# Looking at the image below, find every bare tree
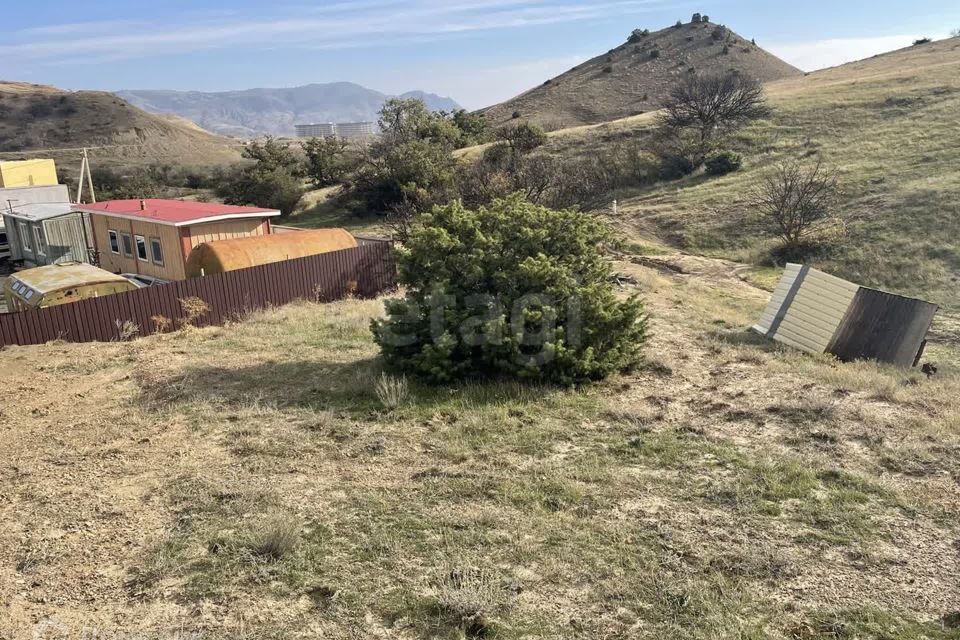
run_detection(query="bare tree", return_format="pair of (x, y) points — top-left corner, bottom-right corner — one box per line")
(752, 159), (839, 248)
(656, 72), (770, 167)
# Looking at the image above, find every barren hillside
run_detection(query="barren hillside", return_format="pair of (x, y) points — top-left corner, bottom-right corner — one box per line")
(470, 36), (960, 310)
(0, 254), (957, 638)
(0, 82), (243, 170)
(481, 18), (801, 130)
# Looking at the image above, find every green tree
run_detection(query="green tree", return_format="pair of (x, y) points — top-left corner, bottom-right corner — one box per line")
(241, 136), (300, 171)
(450, 109), (491, 147)
(354, 98), (459, 213)
(301, 135), (353, 188)
(217, 136), (304, 216)
(371, 194), (649, 384)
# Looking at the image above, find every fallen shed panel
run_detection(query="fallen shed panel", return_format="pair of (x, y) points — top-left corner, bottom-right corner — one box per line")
(752, 263), (936, 367)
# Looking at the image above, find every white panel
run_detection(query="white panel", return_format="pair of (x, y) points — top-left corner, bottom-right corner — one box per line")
(754, 264), (860, 354)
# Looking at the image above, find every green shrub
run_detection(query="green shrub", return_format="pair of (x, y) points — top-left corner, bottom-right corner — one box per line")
(371, 195), (649, 384)
(603, 65), (614, 73)
(705, 150), (743, 175)
(512, 111), (522, 119)
(650, 49), (661, 59)
(498, 122), (547, 155)
(659, 154), (696, 179)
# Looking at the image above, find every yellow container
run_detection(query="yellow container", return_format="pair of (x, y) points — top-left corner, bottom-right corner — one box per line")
(4, 262), (137, 311)
(0, 159), (59, 188)
(186, 228), (357, 278)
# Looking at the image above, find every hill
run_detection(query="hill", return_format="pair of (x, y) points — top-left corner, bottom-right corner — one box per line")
(0, 256), (957, 637)
(476, 36), (960, 311)
(480, 17), (801, 130)
(0, 81), (243, 172)
(117, 83), (463, 137)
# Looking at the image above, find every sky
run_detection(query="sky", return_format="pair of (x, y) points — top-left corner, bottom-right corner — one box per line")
(1, 1), (958, 109)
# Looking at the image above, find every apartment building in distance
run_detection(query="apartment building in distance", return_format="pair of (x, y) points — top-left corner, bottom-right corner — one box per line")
(294, 121), (376, 139)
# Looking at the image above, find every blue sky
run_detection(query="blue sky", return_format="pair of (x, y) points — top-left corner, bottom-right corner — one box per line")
(2, 1), (957, 109)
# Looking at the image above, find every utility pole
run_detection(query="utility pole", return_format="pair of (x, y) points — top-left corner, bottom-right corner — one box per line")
(83, 148), (96, 203)
(74, 148), (97, 204)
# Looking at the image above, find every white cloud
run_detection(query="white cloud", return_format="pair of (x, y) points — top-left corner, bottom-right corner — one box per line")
(768, 33), (953, 72)
(2, 0), (675, 62)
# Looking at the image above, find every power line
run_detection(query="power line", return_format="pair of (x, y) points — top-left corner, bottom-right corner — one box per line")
(0, 143), (149, 156)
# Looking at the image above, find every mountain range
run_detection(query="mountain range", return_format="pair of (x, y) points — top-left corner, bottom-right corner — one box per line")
(116, 83), (462, 138)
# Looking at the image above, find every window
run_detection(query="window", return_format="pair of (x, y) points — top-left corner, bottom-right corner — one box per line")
(33, 226), (46, 257)
(150, 237), (164, 266)
(108, 230), (120, 254)
(135, 235), (148, 261)
(121, 233), (133, 257)
(18, 222), (31, 253)
(0, 230), (7, 244)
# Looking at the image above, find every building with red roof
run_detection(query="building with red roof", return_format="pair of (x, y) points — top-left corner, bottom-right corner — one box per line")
(74, 199), (281, 281)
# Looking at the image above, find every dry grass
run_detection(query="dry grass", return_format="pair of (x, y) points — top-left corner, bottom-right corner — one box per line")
(0, 264), (958, 639)
(489, 36), (960, 310)
(374, 372), (410, 410)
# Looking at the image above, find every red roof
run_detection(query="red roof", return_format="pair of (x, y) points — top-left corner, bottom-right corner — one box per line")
(74, 199), (280, 226)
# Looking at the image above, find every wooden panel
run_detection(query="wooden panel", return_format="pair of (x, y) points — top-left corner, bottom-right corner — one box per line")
(827, 288), (939, 367)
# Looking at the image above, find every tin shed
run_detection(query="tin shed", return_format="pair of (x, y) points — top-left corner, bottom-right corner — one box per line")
(753, 264), (938, 367)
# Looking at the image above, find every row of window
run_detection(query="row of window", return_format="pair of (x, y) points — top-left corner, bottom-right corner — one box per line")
(17, 222), (47, 258)
(107, 229), (164, 267)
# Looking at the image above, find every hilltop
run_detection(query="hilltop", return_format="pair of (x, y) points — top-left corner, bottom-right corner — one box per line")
(480, 17), (801, 130)
(117, 83), (463, 137)
(471, 36), (960, 311)
(0, 81), (243, 171)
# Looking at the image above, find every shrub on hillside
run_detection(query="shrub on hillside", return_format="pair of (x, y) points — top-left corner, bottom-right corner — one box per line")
(512, 111), (522, 119)
(650, 49), (661, 59)
(498, 122), (547, 156)
(705, 150), (742, 175)
(371, 195), (648, 384)
(913, 38), (932, 45)
(603, 65), (614, 73)
(752, 159), (840, 252)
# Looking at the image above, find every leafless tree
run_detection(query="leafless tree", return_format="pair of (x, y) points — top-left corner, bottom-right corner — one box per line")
(752, 159), (839, 248)
(656, 72), (771, 166)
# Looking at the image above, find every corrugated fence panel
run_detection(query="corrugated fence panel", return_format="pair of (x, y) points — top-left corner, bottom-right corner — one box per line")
(0, 244), (396, 347)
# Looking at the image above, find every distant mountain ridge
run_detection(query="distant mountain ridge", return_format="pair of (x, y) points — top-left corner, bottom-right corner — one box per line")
(480, 17), (802, 130)
(0, 81), (241, 169)
(116, 83), (462, 138)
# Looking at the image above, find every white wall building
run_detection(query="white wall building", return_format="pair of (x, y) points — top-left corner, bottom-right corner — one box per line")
(294, 122), (376, 139)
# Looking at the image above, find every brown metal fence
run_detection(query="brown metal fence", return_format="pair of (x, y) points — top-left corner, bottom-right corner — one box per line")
(0, 243), (395, 347)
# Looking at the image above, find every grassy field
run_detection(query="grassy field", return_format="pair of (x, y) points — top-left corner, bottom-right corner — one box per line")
(2, 257), (958, 639)
(523, 37), (960, 310)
